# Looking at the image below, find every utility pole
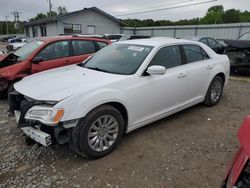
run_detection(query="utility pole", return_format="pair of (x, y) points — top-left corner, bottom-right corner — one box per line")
(4, 16), (9, 35)
(11, 11), (22, 22)
(48, 0), (52, 16)
(11, 11), (22, 30)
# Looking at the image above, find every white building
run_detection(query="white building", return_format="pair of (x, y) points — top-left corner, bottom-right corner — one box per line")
(24, 7), (123, 38)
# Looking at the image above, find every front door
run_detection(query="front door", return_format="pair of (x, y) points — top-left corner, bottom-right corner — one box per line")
(32, 40), (71, 73)
(129, 45), (188, 126)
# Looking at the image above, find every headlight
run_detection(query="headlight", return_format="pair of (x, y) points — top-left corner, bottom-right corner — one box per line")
(25, 106), (64, 126)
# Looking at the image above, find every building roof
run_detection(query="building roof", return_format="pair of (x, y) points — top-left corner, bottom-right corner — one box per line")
(24, 7), (123, 27)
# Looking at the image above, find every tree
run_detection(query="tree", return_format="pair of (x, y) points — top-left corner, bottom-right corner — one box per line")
(208, 5), (224, 13)
(58, 6), (67, 15)
(201, 5), (224, 24)
(29, 6), (66, 22)
(47, 11), (58, 17)
(222, 9), (240, 23)
(29, 13), (47, 21)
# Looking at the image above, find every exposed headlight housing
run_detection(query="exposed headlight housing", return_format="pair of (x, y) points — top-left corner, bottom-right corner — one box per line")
(25, 106), (64, 126)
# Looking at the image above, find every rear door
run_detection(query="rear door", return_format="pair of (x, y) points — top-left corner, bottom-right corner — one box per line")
(31, 40), (70, 73)
(181, 44), (213, 101)
(70, 40), (98, 64)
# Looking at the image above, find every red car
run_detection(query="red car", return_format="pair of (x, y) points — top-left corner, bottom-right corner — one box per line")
(222, 115), (250, 188)
(0, 36), (110, 97)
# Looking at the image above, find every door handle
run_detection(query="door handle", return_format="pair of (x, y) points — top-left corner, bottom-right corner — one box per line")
(206, 65), (214, 70)
(177, 73), (186, 78)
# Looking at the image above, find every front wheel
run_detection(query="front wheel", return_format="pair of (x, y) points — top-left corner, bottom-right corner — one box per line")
(70, 105), (124, 159)
(204, 76), (224, 106)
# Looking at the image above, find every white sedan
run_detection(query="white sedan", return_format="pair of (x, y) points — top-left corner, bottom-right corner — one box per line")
(12, 38), (230, 159)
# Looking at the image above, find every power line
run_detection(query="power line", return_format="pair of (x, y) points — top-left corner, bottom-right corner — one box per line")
(115, 0), (218, 17)
(116, 0), (194, 14)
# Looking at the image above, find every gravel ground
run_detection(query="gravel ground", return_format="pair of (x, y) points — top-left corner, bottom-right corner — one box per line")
(0, 80), (250, 188)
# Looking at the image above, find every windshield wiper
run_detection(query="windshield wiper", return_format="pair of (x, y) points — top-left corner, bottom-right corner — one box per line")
(85, 67), (112, 73)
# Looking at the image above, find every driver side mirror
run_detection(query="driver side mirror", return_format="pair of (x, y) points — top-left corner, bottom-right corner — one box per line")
(147, 65), (166, 75)
(32, 57), (44, 64)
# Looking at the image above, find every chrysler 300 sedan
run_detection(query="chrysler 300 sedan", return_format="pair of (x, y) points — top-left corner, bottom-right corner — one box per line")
(11, 38), (230, 159)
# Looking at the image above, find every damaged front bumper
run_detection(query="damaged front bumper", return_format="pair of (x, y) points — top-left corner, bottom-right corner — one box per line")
(11, 92), (79, 146)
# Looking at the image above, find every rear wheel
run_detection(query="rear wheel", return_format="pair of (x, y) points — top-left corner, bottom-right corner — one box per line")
(204, 76), (224, 106)
(70, 105), (124, 159)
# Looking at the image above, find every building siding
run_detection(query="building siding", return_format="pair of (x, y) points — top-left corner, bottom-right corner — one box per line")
(25, 9), (121, 38)
(122, 23), (250, 39)
(61, 11), (121, 34)
(46, 22), (58, 36)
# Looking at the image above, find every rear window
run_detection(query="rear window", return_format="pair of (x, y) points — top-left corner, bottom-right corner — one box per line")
(183, 45), (209, 63)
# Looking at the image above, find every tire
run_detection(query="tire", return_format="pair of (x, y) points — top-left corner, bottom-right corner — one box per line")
(204, 76), (224, 106)
(70, 105), (124, 159)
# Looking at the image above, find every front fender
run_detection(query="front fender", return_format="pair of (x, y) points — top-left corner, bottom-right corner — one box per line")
(224, 148), (249, 187)
(55, 88), (129, 122)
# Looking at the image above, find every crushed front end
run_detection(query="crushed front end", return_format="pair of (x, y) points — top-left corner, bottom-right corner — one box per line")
(10, 91), (78, 146)
(225, 47), (250, 72)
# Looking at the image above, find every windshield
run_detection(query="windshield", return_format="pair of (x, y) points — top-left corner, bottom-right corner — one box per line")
(14, 39), (45, 61)
(82, 43), (153, 75)
(239, 32), (250, 40)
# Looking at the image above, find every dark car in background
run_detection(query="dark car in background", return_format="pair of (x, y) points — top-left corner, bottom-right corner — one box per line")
(184, 36), (225, 54)
(0, 35), (110, 98)
(224, 32), (250, 73)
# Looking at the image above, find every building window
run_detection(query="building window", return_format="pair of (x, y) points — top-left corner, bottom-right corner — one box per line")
(64, 23), (81, 34)
(32, 26), (38, 37)
(87, 25), (96, 34)
(40, 25), (47, 37)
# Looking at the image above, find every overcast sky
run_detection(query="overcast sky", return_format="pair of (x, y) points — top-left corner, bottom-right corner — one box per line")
(0, 0), (250, 21)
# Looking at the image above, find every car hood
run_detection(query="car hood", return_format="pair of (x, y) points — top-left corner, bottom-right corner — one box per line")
(224, 39), (250, 49)
(14, 65), (127, 101)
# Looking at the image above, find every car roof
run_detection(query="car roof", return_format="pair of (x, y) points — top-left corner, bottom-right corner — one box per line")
(37, 35), (110, 43)
(117, 37), (201, 47)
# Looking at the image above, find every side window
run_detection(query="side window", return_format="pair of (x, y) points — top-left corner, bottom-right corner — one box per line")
(208, 38), (219, 48)
(183, 45), (209, 63)
(36, 41), (69, 61)
(149, 46), (182, 69)
(201, 48), (210, 60)
(200, 38), (209, 46)
(72, 40), (96, 56)
(97, 42), (108, 49)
